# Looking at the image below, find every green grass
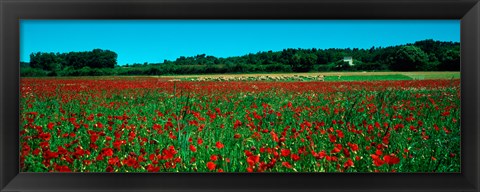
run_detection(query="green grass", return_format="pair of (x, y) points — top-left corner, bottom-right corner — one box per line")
(404, 73), (460, 80)
(324, 75), (413, 81)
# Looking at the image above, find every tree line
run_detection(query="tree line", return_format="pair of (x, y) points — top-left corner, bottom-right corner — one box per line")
(25, 49), (117, 76)
(21, 39), (459, 77)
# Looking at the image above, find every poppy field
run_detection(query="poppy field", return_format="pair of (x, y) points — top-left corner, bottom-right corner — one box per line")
(20, 76), (461, 172)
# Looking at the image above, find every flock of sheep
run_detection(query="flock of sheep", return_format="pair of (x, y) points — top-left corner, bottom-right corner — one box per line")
(185, 75), (327, 82)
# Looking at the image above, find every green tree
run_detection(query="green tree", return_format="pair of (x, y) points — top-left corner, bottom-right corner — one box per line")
(439, 49), (460, 71)
(29, 52), (63, 71)
(291, 52), (317, 72)
(390, 46), (428, 71)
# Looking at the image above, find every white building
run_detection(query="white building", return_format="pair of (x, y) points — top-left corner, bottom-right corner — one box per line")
(343, 56), (354, 66)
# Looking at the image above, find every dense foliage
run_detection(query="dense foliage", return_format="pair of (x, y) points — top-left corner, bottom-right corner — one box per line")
(28, 49), (117, 76)
(22, 39), (460, 77)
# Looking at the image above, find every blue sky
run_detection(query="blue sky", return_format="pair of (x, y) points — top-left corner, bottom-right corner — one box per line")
(20, 20), (460, 65)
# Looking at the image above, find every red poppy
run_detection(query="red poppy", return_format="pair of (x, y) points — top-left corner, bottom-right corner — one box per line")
(233, 120), (242, 129)
(189, 144), (197, 152)
(344, 158), (354, 168)
(329, 134), (337, 143)
(216, 141), (224, 149)
(113, 140), (124, 150)
(234, 133), (241, 139)
(247, 155), (260, 166)
(44, 150), (58, 160)
(383, 154), (400, 165)
(54, 165), (71, 172)
(336, 130), (344, 138)
(291, 154), (300, 161)
(47, 122), (55, 130)
(210, 155), (218, 161)
(124, 156), (138, 167)
(146, 164), (160, 172)
(314, 150), (327, 159)
(106, 166), (114, 172)
(282, 161), (292, 169)
(57, 146), (68, 155)
(371, 154), (384, 166)
(348, 143), (359, 152)
(281, 149), (291, 157)
(102, 148), (114, 157)
(206, 162), (216, 171)
(149, 154), (156, 161)
(39, 132), (51, 141)
(343, 148), (350, 157)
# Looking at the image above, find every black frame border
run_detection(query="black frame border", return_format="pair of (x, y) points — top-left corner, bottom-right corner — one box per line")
(1, 0), (479, 192)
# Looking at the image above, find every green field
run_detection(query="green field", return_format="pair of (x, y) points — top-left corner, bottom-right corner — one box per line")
(20, 76), (461, 172)
(155, 71), (460, 82)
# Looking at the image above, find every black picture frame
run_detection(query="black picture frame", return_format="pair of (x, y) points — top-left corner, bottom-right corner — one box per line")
(1, 0), (479, 191)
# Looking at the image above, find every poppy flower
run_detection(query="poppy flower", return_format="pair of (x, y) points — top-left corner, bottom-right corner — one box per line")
(57, 146), (68, 155)
(148, 154), (157, 161)
(146, 164), (160, 172)
(106, 166), (114, 172)
(233, 120), (242, 129)
(54, 165), (71, 172)
(348, 143), (359, 152)
(291, 154), (300, 161)
(47, 122), (55, 130)
(336, 130), (344, 138)
(371, 154), (384, 166)
(206, 162), (216, 171)
(247, 155), (260, 166)
(281, 149), (291, 157)
(216, 141), (224, 149)
(32, 148), (40, 155)
(329, 134), (337, 143)
(44, 150), (58, 160)
(375, 149), (383, 156)
(189, 144), (197, 152)
(383, 154), (400, 165)
(124, 156), (138, 167)
(331, 143), (341, 153)
(39, 132), (51, 141)
(314, 150), (327, 159)
(210, 155), (218, 161)
(343, 148), (350, 157)
(282, 161), (292, 169)
(344, 158), (354, 168)
(102, 148), (114, 157)
(113, 140), (124, 150)
(233, 133), (242, 139)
